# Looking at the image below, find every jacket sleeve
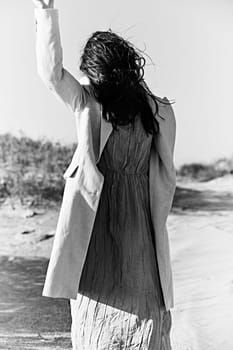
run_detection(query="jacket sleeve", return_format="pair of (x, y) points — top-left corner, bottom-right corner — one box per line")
(155, 97), (176, 162)
(153, 97), (177, 188)
(34, 8), (87, 113)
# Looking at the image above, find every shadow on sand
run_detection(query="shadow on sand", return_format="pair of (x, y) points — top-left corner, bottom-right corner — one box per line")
(172, 185), (233, 212)
(0, 256), (72, 349)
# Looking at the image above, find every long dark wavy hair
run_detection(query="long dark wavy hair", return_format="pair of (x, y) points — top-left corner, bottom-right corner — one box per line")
(79, 30), (172, 136)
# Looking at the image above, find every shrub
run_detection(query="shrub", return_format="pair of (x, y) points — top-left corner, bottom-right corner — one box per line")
(0, 133), (76, 205)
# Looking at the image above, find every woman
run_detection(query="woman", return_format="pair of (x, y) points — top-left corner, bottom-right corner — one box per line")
(33, 0), (176, 349)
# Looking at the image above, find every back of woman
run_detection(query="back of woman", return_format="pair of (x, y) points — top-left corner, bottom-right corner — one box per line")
(33, 1), (176, 349)
(70, 113), (172, 349)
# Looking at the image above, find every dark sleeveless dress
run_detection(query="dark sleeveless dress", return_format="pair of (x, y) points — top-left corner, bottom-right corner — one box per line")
(70, 114), (172, 349)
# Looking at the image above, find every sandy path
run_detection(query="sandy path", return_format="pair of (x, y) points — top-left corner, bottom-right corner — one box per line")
(0, 176), (233, 349)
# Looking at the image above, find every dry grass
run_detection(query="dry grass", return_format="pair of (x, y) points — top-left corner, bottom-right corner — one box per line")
(0, 133), (233, 205)
(177, 158), (233, 182)
(0, 133), (76, 206)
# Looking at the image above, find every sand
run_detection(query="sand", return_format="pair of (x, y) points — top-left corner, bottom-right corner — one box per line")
(0, 175), (233, 349)
(169, 211), (233, 349)
(168, 176), (233, 350)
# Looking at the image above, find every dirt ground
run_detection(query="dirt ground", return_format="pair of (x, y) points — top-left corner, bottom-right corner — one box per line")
(0, 175), (233, 349)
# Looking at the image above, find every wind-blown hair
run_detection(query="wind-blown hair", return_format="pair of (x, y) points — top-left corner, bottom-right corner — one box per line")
(80, 30), (171, 135)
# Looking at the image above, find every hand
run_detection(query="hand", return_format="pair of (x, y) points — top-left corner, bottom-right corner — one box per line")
(33, 0), (54, 9)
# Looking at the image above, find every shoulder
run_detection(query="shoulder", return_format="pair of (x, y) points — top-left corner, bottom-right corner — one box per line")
(77, 75), (101, 127)
(77, 75), (99, 108)
(156, 96), (176, 131)
(147, 94), (176, 127)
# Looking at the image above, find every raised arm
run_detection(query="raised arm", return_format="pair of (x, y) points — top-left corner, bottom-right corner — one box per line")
(33, 0), (88, 114)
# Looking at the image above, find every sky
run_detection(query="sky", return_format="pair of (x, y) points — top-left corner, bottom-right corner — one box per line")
(0, 0), (233, 168)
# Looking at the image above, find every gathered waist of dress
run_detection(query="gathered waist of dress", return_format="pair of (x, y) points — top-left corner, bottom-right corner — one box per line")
(99, 167), (149, 177)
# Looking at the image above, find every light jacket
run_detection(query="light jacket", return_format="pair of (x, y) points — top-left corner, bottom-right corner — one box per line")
(34, 8), (177, 311)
